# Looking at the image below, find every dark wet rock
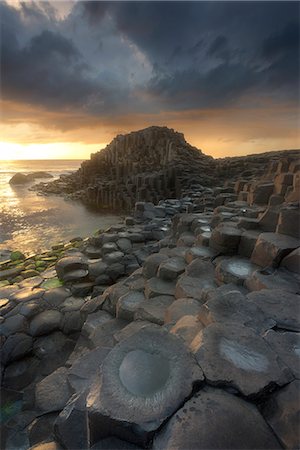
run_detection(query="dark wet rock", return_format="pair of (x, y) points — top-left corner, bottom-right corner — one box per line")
(134, 295), (174, 325)
(215, 256), (259, 285)
(142, 253), (169, 279)
(175, 275), (216, 300)
(88, 261), (108, 280)
(27, 413), (58, 448)
(198, 290), (274, 332)
(280, 247), (300, 274)
(191, 323), (293, 397)
(3, 356), (40, 390)
(1, 332), (33, 364)
(153, 387), (282, 450)
(145, 277), (176, 299)
(81, 310), (113, 338)
(185, 258), (215, 278)
(9, 173), (30, 184)
(114, 320), (152, 343)
(116, 291), (145, 321)
(238, 230), (260, 258)
(247, 289), (300, 331)
(264, 330), (300, 379)
(68, 346), (111, 395)
(164, 297), (202, 324)
(157, 257), (186, 281)
(33, 331), (76, 366)
(29, 310), (62, 337)
(101, 282), (129, 315)
(262, 380), (300, 450)
(1, 313), (28, 337)
(251, 232), (300, 268)
(246, 267), (300, 294)
(61, 311), (85, 334)
(70, 281), (95, 297)
(55, 255), (88, 281)
(35, 367), (71, 413)
(185, 245), (217, 263)
(210, 225), (242, 254)
(87, 326), (203, 447)
(88, 318), (128, 349)
(91, 437), (142, 449)
(55, 391), (89, 450)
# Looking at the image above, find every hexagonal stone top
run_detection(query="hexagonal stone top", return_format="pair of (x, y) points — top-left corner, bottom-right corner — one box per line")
(87, 326), (203, 446)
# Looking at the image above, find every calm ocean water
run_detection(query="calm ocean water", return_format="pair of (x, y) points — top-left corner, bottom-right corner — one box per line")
(0, 160), (121, 255)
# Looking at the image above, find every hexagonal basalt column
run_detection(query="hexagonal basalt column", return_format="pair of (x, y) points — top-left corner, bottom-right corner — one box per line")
(87, 326), (203, 446)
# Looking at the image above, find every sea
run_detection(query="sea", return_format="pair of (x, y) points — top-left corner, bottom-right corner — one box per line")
(0, 160), (121, 256)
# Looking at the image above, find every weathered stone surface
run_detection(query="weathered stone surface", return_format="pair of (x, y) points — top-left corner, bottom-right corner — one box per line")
(170, 315), (204, 345)
(114, 320), (152, 343)
(35, 367), (71, 413)
(238, 230), (260, 258)
(199, 290), (274, 332)
(1, 332), (33, 364)
(116, 291), (145, 320)
(264, 330), (300, 379)
(153, 387), (282, 450)
(43, 288), (71, 308)
(88, 261), (108, 280)
(145, 277), (176, 299)
(1, 313), (28, 336)
(262, 380), (300, 450)
(29, 442), (60, 450)
(88, 318), (127, 349)
(29, 310), (62, 336)
(277, 204), (300, 239)
(157, 257), (186, 281)
(134, 296), (174, 325)
(164, 297), (202, 324)
(185, 246), (217, 263)
(142, 253), (169, 279)
(55, 392), (89, 450)
(280, 247), (300, 274)
(68, 347), (111, 394)
(246, 267), (300, 293)
(92, 437), (142, 449)
(251, 232), (300, 268)
(247, 289), (300, 331)
(191, 323), (293, 396)
(56, 255), (88, 281)
(210, 225), (242, 254)
(215, 257), (259, 285)
(10, 288), (45, 303)
(87, 326), (203, 446)
(175, 275), (216, 300)
(185, 258), (215, 278)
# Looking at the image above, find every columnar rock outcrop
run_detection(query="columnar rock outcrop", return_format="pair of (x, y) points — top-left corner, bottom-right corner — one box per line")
(1, 133), (300, 450)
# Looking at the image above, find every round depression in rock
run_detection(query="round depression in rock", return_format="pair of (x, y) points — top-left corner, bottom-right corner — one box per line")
(87, 325), (203, 426)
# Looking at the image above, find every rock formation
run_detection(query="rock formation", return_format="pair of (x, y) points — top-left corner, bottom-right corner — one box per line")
(1, 129), (300, 450)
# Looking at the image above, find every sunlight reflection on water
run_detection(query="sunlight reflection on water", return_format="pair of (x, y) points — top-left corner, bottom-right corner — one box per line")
(0, 160), (121, 255)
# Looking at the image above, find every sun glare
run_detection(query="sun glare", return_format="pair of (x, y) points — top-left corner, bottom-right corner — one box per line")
(0, 141), (105, 160)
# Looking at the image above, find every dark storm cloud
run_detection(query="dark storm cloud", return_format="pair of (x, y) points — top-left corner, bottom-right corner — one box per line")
(1, 0), (299, 119)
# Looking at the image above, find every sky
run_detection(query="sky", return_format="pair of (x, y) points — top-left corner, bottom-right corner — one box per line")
(0, 0), (299, 160)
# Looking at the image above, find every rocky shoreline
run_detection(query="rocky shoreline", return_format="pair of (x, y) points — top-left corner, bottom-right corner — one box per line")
(1, 128), (300, 450)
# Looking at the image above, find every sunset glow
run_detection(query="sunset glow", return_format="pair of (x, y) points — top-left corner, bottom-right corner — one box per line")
(0, 1), (299, 159)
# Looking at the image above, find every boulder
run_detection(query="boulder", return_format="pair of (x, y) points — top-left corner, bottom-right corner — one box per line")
(142, 253), (169, 279)
(116, 291), (145, 321)
(1, 332), (33, 364)
(170, 315), (203, 345)
(280, 247), (300, 274)
(164, 297), (202, 324)
(175, 275), (216, 300)
(153, 387), (282, 450)
(145, 277), (176, 299)
(56, 256), (88, 281)
(215, 256), (259, 285)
